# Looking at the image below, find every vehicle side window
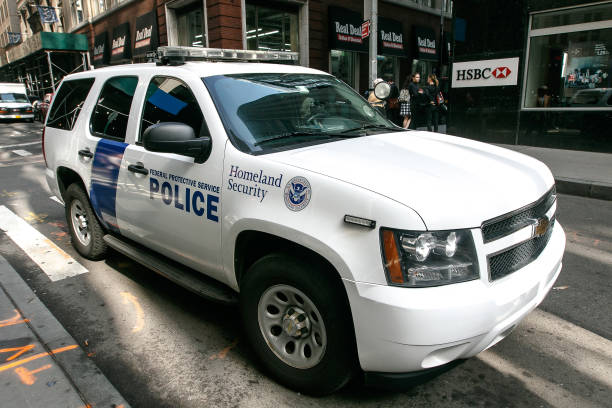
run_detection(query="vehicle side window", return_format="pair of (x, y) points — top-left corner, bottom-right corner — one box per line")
(46, 78), (95, 130)
(90, 76), (138, 141)
(140, 76), (209, 140)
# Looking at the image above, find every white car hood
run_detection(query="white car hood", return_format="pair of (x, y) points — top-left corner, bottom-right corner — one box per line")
(269, 131), (554, 230)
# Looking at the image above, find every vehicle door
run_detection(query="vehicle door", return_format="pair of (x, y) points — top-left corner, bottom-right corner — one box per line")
(86, 75), (140, 234)
(116, 75), (224, 282)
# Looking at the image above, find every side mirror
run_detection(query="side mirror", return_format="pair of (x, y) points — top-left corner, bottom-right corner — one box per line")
(142, 122), (212, 164)
(374, 81), (391, 100)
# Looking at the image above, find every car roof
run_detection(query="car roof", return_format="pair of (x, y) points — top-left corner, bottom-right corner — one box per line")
(63, 61), (329, 81)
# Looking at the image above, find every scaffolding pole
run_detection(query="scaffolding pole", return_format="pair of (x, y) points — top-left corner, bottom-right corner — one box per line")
(46, 51), (56, 92)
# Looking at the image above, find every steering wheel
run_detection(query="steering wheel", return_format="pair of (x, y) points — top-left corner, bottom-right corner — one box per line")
(305, 112), (328, 126)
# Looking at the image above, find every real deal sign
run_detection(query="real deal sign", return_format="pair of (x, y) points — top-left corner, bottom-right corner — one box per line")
(452, 57), (519, 88)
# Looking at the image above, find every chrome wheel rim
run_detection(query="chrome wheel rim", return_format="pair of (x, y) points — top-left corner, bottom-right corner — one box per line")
(258, 284), (327, 369)
(70, 200), (91, 247)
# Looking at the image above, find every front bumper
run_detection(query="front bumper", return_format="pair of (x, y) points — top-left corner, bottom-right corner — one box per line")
(344, 222), (565, 373)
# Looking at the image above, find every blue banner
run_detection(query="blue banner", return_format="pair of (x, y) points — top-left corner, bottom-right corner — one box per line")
(37, 6), (59, 24)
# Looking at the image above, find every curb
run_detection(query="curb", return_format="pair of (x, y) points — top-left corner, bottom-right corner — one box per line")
(0, 256), (131, 408)
(555, 178), (612, 201)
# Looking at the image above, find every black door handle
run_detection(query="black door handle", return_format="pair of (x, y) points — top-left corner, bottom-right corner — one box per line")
(78, 149), (93, 158)
(128, 163), (149, 175)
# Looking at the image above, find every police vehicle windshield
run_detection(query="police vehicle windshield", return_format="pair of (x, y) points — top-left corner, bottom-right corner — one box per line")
(203, 73), (397, 154)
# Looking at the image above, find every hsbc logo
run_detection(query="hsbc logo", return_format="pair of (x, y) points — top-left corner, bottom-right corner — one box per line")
(455, 66), (512, 81)
(492, 67), (511, 78)
(452, 58), (519, 88)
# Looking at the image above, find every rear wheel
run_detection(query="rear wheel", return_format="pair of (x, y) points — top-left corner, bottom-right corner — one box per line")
(240, 253), (356, 395)
(64, 184), (107, 260)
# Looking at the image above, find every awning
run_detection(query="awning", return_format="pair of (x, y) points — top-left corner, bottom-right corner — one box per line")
(328, 7), (368, 53)
(93, 32), (109, 66)
(414, 26), (438, 61)
(378, 17), (405, 57)
(133, 11), (158, 56)
(110, 22), (131, 63)
(6, 32), (88, 63)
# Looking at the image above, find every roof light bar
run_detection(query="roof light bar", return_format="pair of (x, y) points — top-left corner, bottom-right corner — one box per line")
(154, 46), (299, 65)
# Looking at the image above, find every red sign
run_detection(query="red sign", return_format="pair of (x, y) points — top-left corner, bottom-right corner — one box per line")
(361, 20), (370, 39)
(492, 67), (511, 79)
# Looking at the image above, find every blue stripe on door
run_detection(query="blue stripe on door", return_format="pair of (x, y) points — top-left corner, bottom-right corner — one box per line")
(90, 139), (128, 234)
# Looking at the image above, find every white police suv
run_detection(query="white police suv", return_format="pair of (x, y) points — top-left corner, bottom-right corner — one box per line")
(43, 46), (565, 395)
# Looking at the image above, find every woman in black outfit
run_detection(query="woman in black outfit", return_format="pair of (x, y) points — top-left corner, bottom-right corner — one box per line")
(424, 74), (440, 132)
(407, 73), (422, 130)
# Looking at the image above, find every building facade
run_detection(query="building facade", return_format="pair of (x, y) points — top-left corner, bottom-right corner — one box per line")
(449, 0), (612, 153)
(1, 0), (451, 94)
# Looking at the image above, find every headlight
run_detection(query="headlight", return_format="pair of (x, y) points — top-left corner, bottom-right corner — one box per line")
(380, 228), (479, 287)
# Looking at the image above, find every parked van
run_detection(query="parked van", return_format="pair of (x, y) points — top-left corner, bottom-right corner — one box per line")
(0, 83), (34, 122)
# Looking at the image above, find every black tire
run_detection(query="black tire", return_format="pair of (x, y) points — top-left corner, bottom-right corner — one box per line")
(64, 183), (107, 260)
(240, 253), (356, 395)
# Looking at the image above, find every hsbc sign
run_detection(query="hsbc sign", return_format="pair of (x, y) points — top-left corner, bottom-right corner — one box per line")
(452, 57), (519, 88)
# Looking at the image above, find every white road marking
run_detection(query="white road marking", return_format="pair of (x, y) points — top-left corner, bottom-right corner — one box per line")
(0, 205), (87, 282)
(0, 141), (40, 149)
(50, 196), (64, 206)
(12, 150), (32, 157)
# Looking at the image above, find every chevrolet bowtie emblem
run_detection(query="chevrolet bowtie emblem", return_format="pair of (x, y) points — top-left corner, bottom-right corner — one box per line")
(531, 217), (550, 238)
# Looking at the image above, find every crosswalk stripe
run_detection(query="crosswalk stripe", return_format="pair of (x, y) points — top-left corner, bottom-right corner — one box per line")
(12, 150), (32, 157)
(0, 206), (88, 282)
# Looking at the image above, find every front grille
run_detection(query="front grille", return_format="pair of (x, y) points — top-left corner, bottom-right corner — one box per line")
(488, 217), (555, 281)
(482, 187), (556, 243)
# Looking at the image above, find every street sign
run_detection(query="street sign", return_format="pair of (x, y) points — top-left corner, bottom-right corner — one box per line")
(362, 20), (370, 39)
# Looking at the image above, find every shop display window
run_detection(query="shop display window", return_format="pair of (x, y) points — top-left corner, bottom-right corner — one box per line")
(524, 4), (612, 109)
(176, 3), (204, 47)
(246, 3), (298, 52)
(331, 50), (357, 89)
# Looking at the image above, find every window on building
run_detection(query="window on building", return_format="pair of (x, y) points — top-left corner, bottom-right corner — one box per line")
(331, 50), (357, 89)
(524, 4), (612, 109)
(90, 76), (138, 141)
(140, 76), (209, 140)
(246, 3), (298, 52)
(71, 0), (84, 26)
(176, 2), (203, 47)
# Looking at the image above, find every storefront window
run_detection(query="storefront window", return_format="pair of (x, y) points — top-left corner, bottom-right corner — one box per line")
(246, 3), (298, 52)
(331, 50), (357, 88)
(377, 55), (396, 82)
(525, 5), (612, 109)
(176, 3), (203, 47)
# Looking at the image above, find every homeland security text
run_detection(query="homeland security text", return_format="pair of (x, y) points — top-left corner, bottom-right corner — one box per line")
(227, 165), (283, 202)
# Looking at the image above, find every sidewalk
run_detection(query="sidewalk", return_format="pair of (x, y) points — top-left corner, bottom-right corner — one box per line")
(0, 255), (130, 408)
(498, 144), (612, 201)
(426, 124), (611, 201)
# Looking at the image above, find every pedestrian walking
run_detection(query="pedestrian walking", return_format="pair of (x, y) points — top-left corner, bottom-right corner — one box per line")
(368, 78), (386, 116)
(408, 73), (424, 130)
(424, 74), (440, 132)
(399, 77), (411, 128)
(384, 75), (401, 126)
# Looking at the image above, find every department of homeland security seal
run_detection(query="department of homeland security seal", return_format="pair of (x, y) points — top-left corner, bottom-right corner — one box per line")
(284, 176), (311, 211)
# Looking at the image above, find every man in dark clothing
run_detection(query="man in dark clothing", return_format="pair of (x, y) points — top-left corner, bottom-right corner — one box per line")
(408, 73), (424, 130)
(384, 75), (401, 126)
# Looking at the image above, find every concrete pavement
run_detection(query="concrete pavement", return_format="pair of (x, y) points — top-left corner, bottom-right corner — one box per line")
(0, 255), (130, 408)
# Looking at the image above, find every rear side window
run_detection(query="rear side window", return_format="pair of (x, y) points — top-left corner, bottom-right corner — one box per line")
(46, 78), (95, 130)
(140, 76), (209, 140)
(90, 76), (138, 141)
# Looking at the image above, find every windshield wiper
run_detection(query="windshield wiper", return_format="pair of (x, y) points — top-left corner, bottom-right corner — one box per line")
(340, 124), (405, 134)
(254, 131), (332, 146)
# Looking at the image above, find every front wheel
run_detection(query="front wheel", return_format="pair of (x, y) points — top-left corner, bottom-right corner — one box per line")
(64, 184), (107, 260)
(240, 253), (356, 395)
